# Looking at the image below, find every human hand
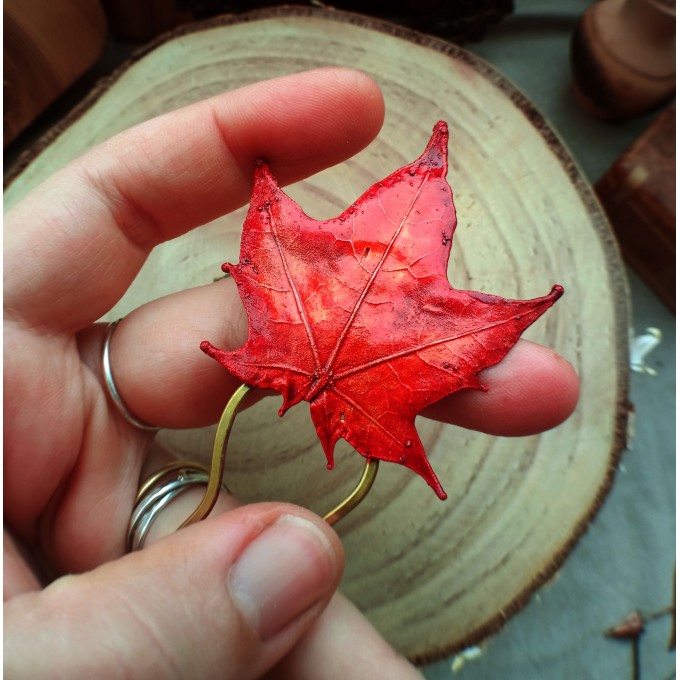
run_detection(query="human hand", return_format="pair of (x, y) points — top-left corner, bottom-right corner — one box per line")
(4, 68), (578, 679)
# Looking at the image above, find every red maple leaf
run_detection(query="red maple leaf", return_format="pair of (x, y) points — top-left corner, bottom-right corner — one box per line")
(202, 121), (562, 499)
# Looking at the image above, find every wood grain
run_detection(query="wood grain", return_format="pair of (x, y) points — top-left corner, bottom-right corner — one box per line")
(4, 8), (629, 662)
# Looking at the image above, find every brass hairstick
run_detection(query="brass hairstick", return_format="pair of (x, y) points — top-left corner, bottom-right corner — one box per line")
(181, 384), (379, 529)
(129, 384), (379, 550)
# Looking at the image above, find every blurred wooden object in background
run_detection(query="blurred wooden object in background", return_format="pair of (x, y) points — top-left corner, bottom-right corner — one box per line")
(100, 0), (191, 40)
(596, 106), (676, 310)
(97, 0), (514, 43)
(4, 0), (107, 146)
(571, 0), (675, 121)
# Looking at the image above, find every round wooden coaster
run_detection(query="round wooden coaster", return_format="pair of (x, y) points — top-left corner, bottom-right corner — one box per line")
(4, 8), (628, 662)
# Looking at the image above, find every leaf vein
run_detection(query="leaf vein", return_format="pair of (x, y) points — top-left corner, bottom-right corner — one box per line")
(334, 306), (537, 380)
(239, 361), (310, 377)
(323, 172), (431, 374)
(267, 205), (321, 371)
(329, 386), (403, 447)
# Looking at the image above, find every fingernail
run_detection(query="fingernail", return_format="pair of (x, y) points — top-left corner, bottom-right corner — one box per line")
(229, 515), (338, 639)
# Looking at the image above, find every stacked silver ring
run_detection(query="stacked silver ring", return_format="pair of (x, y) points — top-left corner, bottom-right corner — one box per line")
(127, 462), (212, 552)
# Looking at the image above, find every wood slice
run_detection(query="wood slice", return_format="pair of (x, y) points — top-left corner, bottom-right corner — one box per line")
(3, 8), (629, 662)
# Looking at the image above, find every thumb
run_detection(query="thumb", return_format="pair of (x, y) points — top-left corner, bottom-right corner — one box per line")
(4, 504), (343, 679)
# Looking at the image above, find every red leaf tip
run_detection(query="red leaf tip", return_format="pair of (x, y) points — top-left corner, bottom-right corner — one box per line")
(433, 120), (448, 135)
(550, 284), (564, 300)
(430, 120), (449, 148)
(420, 120), (449, 171)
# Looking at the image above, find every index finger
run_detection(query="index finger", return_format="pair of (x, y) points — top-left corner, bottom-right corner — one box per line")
(4, 68), (385, 332)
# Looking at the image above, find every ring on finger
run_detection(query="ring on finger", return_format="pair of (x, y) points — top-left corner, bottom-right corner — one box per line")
(102, 319), (160, 432)
(127, 461), (228, 551)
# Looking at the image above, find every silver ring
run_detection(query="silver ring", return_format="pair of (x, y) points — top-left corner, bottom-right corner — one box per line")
(103, 319), (159, 431)
(127, 463), (213, 552)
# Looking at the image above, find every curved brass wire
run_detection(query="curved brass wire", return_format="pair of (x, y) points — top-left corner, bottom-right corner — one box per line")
(323, 456), (379, 526)
(180, 383), (253, 527)
(180, 383), (379, 528)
